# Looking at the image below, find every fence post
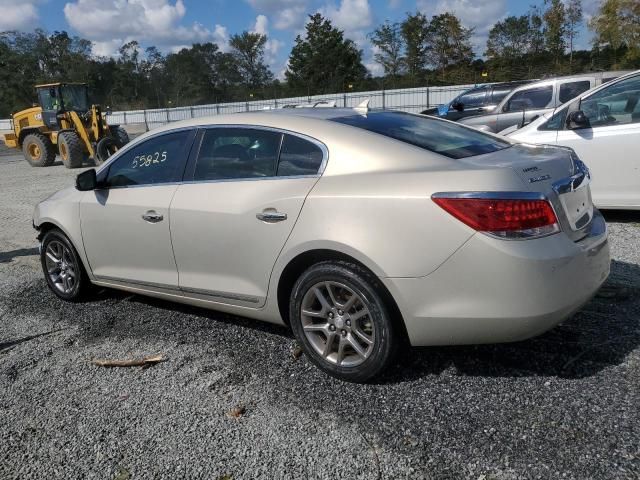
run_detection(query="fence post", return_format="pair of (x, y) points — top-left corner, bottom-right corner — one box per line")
(343, 93), (347, 108)
(190, 106), (194, 118)
(245, 102), (249, 112)
(426, 87), (430, 108)
(216, 104), (220, 115)
(123, 111), (127, 125)
(382, 89), (386, 110)
(166, 108), (170, 124)
(143, 110), (149, 132)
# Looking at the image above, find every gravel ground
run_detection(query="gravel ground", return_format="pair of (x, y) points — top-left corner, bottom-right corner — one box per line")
(0, 152), (639, 480)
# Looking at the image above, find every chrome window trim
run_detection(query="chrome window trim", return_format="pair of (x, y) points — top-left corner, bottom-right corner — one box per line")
(94, 124), (329, 190)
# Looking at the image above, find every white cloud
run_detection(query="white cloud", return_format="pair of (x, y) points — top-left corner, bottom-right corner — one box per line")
(417, 0), (508, 53)
(246, 0), (308, 30)
(321, 0), (373, 34)
(251, 15), (284, 74)
(63, 0), (228, 55)
(0, 0), (39, 31)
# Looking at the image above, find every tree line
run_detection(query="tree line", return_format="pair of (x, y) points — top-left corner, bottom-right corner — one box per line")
(0, 0), (638, 117)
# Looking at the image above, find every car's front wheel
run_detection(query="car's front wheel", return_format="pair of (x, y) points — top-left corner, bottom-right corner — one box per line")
(290, 261), (397, 382)
(40, 229), (91, 301)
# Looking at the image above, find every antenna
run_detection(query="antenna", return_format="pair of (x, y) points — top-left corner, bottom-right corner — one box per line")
(354, 98), (370, 114)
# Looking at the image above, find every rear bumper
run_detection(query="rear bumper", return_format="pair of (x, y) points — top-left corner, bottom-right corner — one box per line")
(384, 211), (610, 346)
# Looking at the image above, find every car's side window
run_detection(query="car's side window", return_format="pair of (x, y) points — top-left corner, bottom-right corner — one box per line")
(580, 75), (640, 128)
(504, 86), (553, 112)
(193, 128), (282, 181)
(491, 87), (511, 104)
(559, 80), (591, 104)
(458, 88), (487, 108)
(277, 134), (324, 176)
(105, 130), (191, 188)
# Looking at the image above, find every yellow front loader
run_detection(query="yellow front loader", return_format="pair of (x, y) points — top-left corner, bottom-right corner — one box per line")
(2, 83), (129, 168)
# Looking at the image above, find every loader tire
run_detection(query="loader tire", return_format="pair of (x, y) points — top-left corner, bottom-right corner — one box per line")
(95, 136), (118, 165)
(110, 126), (130, 148)
(22, 133), (56, 167)
(58, 131), (85, 169)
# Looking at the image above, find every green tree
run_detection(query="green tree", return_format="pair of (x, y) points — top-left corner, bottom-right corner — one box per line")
(369, 21), (405, 80)
(486, 15), (531, 59)
(589, 0), (640, 67)
(426, 13), (474, 81)
(229, 31), (273, 90)
(285, 13), (367, 94)
(400, 12), (429, 79)
(543, 0), (567, 66)
(565, 0), (583, 69)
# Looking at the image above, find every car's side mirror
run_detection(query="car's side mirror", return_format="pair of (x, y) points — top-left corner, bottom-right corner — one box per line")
(76, 169), (98, 191)
(451, 101), (464, 112)
(566, 110), (589, 130)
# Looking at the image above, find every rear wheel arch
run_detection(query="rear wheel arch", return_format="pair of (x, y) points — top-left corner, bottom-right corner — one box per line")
(276, 249), (408, 344)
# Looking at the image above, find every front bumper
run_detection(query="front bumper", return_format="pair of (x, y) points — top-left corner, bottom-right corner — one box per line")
(383, 211), (610, 346)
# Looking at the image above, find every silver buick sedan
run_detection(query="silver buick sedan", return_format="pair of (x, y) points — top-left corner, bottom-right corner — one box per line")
(34, 108), (610, 382)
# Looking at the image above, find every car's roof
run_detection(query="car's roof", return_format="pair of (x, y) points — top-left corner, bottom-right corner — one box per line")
(146, 107), (377, 134)
(133, 107), (402, 146)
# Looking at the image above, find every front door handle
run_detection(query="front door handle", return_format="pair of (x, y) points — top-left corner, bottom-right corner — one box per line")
(256, 210), (287, 223)
(142, 210), (164, 223)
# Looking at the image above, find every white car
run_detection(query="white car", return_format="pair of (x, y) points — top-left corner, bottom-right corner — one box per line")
(507, 70), (640, 209)
(34, 108), (610, 381)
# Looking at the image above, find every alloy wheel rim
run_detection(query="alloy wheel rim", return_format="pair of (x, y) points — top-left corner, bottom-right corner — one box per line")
(44, 240), (77, 294)
(300, 281), (375, 367)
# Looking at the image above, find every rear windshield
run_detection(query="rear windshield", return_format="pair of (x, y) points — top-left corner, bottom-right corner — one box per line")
(331, 111), (510, 159)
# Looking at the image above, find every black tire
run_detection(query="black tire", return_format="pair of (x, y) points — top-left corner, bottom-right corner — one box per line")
(289, 261), (397, 383)
(22, 133), (56, 167)
(58, 131), (85, 169)
(94, 136), (117, 165)
(110, 126), (130, 147)
(40, 229), (91, 302)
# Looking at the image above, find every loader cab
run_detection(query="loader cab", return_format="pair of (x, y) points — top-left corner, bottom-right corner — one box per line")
(36, 83), (90, 130)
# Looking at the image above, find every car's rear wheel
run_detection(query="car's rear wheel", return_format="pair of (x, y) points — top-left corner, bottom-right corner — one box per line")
(290, 261), (397, 382)
(40, 229), (91, 301)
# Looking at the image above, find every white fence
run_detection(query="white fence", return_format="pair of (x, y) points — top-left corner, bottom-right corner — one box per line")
(0, 83), (475, 131)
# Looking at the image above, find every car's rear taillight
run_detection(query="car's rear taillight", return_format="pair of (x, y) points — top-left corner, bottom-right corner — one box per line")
(432, 194), (560, 239)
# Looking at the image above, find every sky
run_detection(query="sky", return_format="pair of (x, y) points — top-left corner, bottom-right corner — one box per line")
(0, 0), (603, 77)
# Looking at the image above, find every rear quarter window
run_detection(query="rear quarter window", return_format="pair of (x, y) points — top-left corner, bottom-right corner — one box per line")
(331, 111), (510, 159)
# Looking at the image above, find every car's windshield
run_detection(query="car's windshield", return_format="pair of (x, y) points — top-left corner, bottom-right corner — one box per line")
(331, 111), (511, 159)
(60, 85), (89, 111)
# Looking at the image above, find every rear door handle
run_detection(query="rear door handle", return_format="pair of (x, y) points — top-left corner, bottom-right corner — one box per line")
(142, 210), (164, 223)
(256, 211), (287, 223)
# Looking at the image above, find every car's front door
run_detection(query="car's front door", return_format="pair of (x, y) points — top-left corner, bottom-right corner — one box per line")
(555, 74), (640, 208)
(170, 127), (326, 307)
(80, 129), (195, 287)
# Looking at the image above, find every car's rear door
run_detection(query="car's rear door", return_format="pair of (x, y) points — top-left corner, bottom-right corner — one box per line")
(555, 74), (640, 208)
(80, 128), (195, 287)
(170, 127), (326, 307)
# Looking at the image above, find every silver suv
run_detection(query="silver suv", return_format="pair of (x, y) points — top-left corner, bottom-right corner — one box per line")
(460, 71), (632, 133)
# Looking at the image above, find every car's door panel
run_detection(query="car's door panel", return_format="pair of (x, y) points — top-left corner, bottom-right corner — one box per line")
(170, 127), (325, 307)
(81, 186), (180, 285)
(170, 178), (318, 306)
(556, 123), (640, 208)
(80, 129), (195, 286)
